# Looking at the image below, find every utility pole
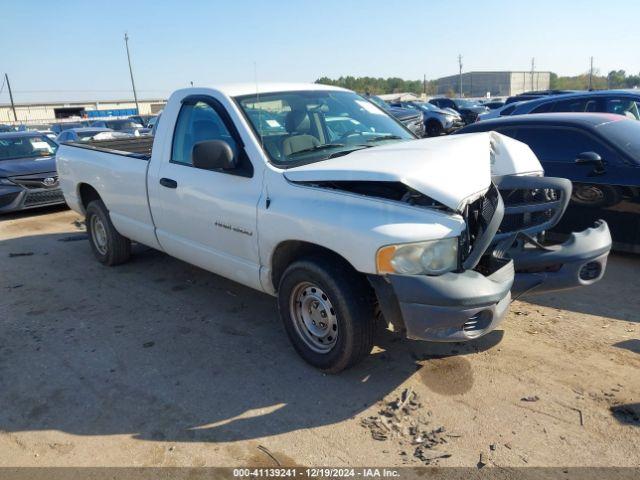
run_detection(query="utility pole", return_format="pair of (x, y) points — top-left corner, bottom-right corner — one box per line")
(530, 58), (535, 91)
(458, 54), (463, 98)
(423, 74), (426, 96)
(588, 56), (594, 90)
(124, 33), (140, 114)
(5, 73), (17, 122)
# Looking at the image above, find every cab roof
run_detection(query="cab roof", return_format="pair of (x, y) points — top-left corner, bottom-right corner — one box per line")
(210, 82), (349, 97)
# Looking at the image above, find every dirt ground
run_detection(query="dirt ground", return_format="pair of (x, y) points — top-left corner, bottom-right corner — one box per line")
(0, 206), (638, 468)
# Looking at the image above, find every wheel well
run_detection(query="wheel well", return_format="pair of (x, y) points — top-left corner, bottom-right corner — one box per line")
(271, 241), (358, 291)
(78, 183), (101, 211)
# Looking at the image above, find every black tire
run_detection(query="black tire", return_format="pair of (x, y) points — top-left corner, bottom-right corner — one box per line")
(571, 183), (623, 208)
(85, 199), (131, 266)
(277, 256), (375, 373)
(425, 120), (443, 137)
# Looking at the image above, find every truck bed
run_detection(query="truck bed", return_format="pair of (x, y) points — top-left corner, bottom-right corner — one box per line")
(67, 136), (154, 160)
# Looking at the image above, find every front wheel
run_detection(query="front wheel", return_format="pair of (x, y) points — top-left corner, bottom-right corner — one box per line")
(571, 183), (623, 208)
(277, 256), (375, 373)
(425, 120), (443, 137)
(86, 199), (131, 266)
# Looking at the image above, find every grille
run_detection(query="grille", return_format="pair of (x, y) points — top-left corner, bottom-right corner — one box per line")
(462, 183), (500, 259)
(10, 173), (58, 189)
(23, 189), (64, 206)
(463, 311), (492, 335)
(579, 261), (602, 281)
(498, 187), (561, 235)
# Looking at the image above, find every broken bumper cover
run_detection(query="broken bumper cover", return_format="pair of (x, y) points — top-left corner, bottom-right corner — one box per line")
(377, 259), (514, 342)
(510, 220), (612, 296)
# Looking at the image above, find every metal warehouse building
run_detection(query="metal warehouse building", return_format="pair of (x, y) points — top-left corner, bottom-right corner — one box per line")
(0, 99), (166, 124)
(436, 71), (551, 97)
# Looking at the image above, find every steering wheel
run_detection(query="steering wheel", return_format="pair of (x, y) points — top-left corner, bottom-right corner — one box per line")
(339, 129), (364, 140)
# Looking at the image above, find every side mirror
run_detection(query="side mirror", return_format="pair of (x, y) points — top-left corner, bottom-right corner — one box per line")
(575, 151), (605, 175)
(192, 140), (236, 171)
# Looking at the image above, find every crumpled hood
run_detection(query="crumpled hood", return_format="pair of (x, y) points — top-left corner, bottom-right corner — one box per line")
(284, 132), (543, 212)
(284, 133), (499, 211)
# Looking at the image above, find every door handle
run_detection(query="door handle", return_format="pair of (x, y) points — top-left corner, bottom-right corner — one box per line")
(160, 178), (178, 189)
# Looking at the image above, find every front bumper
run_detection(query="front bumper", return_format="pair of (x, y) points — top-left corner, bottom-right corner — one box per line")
(0, 184), (65, 213)
(494, 175), (612, 296)
(370, 259), (514, 342)
(510, 220), (611, 296)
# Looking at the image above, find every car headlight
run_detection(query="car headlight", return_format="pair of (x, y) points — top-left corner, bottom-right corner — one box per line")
(376, 238), (459, 275)
(0, 178), (16, 186)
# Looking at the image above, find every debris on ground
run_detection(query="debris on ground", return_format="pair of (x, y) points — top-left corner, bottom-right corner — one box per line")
(8, 252), (34, 257)
(360, 388), (455, 465)
(477, 452), (487, 468)
(142, 341), (155, 348)
(521, 395), (540, 402)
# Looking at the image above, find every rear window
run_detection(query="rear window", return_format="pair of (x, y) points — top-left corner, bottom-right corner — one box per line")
(597, 120), (640, 161)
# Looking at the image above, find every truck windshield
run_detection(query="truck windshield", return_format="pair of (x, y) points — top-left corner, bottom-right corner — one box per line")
(0, 135), (58, 161)
(236, 90), (414, 166)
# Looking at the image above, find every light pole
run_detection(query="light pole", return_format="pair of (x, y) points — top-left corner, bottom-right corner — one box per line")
(458, 54), (463, 98)
(124, 33), (140, 114)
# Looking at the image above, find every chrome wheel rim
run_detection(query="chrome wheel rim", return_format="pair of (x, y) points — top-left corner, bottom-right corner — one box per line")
(90, 215), (108, 256)
(573, 185), (603, 203)
(289, 282), (338, 353)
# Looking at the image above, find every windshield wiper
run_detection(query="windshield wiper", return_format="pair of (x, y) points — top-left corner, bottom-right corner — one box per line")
(328, 145), (373, 158)
(288, 143), (345, 157)
(366, 135), (403, 143)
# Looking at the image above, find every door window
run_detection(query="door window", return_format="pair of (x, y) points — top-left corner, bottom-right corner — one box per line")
(515, 127), (612, 162)
(171, 101), (238, 166)
(550, 97), (597, 113)
(604, 97), (640, 120)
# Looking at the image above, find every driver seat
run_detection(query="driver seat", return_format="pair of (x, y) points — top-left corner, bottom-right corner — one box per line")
(281, 110), (319, 156)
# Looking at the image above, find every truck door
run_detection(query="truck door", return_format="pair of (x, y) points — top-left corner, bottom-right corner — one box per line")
(148, 96), (263, 291)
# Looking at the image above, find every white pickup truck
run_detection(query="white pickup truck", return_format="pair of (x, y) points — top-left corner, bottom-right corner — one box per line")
(57, 83), (612, 372)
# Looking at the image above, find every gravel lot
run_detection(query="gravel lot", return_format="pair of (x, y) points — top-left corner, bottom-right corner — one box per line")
(1, 207), (638, 468)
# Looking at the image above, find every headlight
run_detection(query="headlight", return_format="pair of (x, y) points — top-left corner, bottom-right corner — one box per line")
(376, 238), (459, 275)
(0, 178), (16, 186)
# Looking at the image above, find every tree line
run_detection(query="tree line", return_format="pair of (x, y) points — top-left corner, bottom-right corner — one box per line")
(316, 71), (640, 95)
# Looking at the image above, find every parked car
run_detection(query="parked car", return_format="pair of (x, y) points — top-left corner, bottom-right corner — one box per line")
(50, 122), (84, 135)
(505, 89), (577, 105)
(390, 100), (464, 136)
(455, 113), (640, 250)
(57, 83), (610, 372)
(366, 95), (425, 137)
(55, 127), (121, 143)
(90, 119), (151, 135)
(428, 97), (489, 124)
(147, 115), (159, 130)
(507, 90), (640, 119)
(482, 100), (506, 110)
(0, 124), (17, 133)
(477, 101), (525, 121)
(0, 131), (65, 213)
(129, 115), (157, 128)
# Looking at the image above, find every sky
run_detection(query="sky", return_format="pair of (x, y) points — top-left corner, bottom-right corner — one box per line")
(1, 0), (639, 104)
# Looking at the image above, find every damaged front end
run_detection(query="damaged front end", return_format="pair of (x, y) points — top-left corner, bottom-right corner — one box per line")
(491, 175), (612, 296)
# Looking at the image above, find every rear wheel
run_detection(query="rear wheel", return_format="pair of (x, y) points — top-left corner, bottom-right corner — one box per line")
(571, 183), (623, 208)
(277, 256), (375, 373)
(86, 199), (131, 266)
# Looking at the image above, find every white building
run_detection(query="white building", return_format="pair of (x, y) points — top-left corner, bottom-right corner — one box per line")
(0, 99), (166, 125)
